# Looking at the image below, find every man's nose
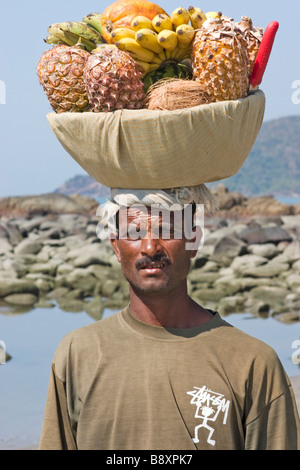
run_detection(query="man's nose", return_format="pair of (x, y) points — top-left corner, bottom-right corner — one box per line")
(140, 233), (163, 257)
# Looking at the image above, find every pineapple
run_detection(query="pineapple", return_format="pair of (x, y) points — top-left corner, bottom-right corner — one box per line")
(84, 45), (145, 112)
(37, 45), (90, 113)
(192, 17), (249, 102)
(237, 16), (263, 75)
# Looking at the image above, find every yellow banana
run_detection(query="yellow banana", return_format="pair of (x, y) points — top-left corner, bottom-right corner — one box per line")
(175, 46), (192, 61)
(205, 11), (222, 19)
(58, 21), (103, 44)
(157, 30), (178, 50)
(151, 54), (163, 65)
(176, 24), (195, 47)
(111, 27), (136, 42)
(152, 14), (173, 33)
(158, 49), (167, 61)
(170, 46), (180, 58)
(115, 37), (155, 62)
(135, 28), (163, 54)
(131, 16), (155, 32)
(188, 7), (207, 29)
(171, 7), (190, 28)
(135, 60), (159, 76)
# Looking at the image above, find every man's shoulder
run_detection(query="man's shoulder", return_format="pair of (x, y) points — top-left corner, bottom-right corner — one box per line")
(217, 315), (284, 371)
(53, 310), (122, 361)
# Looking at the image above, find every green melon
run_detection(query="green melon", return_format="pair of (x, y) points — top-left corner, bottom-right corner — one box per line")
(143, 62), (192, 92)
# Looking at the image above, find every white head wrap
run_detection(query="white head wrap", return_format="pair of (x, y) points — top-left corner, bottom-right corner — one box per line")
(96, 184), (218, 240)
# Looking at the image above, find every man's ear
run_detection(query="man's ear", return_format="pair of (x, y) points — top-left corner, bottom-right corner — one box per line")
(110, 234), (121, 263)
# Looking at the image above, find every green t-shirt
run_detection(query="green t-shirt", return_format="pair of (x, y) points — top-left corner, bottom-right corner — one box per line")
(39, 306), (300, 450)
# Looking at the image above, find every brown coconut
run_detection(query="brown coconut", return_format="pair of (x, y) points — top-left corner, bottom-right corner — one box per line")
(144, 78), (212, 111)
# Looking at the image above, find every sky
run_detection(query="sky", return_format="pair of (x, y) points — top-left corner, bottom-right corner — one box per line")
(0, 0), (299, 198)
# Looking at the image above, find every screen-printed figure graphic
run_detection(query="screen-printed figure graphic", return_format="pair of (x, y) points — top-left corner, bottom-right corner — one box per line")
(187, 385), (230, 446)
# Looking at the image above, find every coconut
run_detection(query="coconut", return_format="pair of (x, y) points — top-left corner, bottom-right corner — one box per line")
(144, 78), (212, 110)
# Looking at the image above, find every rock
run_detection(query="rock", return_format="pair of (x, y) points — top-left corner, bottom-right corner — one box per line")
(230, 254), (267, 272)
(57, 298), (85, 313)
(192, 255), (209, 269)
(27, 261), (59, 276)
(218, 295), (245, 315)
(238, 223), (292, 245)
(14, 239), (42, 255)
(84, 296), (104, 320)
(211, 236), (247, 261)
(273, 312), (300, 324)
(243, 299), (270, 316)
(0, 193), (98, 217)
(247, 243), (279, 259)
(18, 216), (48, 234)
(188, 270), (220, 284)
(2, 258), (28, 277)
(0, 238), (13, 254)
(101, 279), (119, 297)
(3, 293), (38, 305)
(286, 274), (300, 288)
(72, 243), (112, 268)
(0, 221), (23, 245)
(249, 285), (289, 302)
(64, 269), (97, 294)
(211, 184), (246, 210)
(243, 196), (292, 216)
(34, 299), (55, 309)
(282, 240), (300, 262)
(192, 286), (228, 302)
(0, 278), (39, 297)
(200, 261), (220, 272)
(56, 263), (74, 275)
(47, 287), (70, 300)
(292, 260), (300, 272)
(240, 261), (290, 278)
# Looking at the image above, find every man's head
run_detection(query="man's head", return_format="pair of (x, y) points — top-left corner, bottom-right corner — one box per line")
(110, 204), (202, 298)
(96, 185), (217, 298)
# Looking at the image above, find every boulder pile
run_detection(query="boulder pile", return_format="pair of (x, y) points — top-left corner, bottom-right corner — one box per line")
(0, 189), (299, 323)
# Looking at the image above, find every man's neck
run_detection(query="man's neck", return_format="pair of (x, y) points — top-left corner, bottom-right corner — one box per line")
(128, 284), (213, 329)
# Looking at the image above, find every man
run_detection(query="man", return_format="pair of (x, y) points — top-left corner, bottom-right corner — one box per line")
(39, 187), (300, 450)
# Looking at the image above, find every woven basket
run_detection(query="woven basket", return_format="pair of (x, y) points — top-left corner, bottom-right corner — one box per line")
(47, 89), (265, 190)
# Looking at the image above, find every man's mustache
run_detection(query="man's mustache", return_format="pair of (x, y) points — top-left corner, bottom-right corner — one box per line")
(135, 254), (171, 270)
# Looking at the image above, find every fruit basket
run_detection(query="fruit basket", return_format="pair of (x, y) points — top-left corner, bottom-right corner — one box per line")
(47, 88), (265, 189)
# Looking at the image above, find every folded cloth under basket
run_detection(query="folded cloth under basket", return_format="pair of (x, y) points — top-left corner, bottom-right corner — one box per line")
(47, 89), (265, 190)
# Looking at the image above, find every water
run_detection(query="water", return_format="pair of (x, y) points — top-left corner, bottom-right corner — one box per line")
(0, 305), (299, 450)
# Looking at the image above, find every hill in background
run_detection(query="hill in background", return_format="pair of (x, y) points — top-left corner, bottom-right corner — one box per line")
(211, 115), (300, 197)
(55, 115), (300, 198)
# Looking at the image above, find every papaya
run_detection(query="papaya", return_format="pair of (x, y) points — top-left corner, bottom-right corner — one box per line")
(101, 0), (168, 43)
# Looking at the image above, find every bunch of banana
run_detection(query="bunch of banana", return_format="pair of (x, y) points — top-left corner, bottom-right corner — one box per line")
(111, 7), (223, 76)
(45, 15), (105, 52)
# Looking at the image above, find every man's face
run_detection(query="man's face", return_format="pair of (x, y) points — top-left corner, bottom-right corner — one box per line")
(110, 206), (200, 297)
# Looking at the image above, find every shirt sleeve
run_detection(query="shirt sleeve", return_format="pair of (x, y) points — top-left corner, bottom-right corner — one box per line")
(245, 385), (300, 450)
(39, 363), (77, 450)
